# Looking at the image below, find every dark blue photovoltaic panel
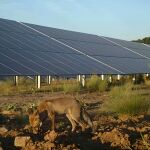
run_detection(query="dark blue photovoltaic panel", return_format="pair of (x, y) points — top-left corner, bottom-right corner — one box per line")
(0, 63), (18, 75)
(94, 56), (150, 74)
(29, 23), (150, 74)
(0, 18), (40, 36)
(58, 39), (142, 59)
(105, 37), (150, 58)
(0, 18), (150, 76)
(0, 18), (123, 76)
(56, 39), (150, 74)
(25, 23), (112, 43)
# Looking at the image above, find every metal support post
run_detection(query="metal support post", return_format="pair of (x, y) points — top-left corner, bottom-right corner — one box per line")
(36, 75), (41, 89)
(109, 76), (112, 83)
(47, 75), (51, 84)
(146, 73), (149, 77)
(14, 76), (19, 86)
(101, 74), (104, 80)
(77, 75), (81, 82)
(117, 74), (121, 80)
(132, 75), (136, 82)
(82, 75), (85, 87)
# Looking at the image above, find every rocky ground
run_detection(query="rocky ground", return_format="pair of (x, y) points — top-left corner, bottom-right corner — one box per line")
(0, 92), (150, 150)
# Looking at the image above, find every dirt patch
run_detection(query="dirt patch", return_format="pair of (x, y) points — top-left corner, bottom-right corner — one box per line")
(99, 128), (131, 149)
(0, 92), (150, 149)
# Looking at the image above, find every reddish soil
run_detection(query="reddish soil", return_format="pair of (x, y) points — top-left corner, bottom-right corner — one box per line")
(0, 92), (150, 150)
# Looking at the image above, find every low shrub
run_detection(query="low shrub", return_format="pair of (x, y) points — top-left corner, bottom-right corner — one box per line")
(102, 83), (150, 115)
(134, 74), (145, 84)
(86, 75), (109, 92)
(0, 78), (14, 95)
(63, 82), (82, 94)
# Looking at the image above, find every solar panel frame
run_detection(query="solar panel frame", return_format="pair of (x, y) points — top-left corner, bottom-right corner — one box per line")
(0, 18), (150, 76)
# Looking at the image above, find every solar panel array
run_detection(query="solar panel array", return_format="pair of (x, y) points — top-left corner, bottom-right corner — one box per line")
(0, 18), (150, 76)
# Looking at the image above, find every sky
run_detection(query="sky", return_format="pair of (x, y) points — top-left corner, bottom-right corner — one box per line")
(0, 0), (150, 41)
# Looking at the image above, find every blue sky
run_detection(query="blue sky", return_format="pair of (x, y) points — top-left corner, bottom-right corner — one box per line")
(0, 0), (150, 40)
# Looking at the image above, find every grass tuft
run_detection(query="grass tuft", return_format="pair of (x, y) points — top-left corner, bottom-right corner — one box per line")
(86, 75), (109, 92)
(102, 83), (150, 115)
(0, 78), (14, 95)
(63, 82), (82, 94)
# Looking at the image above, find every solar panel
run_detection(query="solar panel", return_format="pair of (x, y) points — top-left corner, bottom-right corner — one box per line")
(0, 18), (120, 76)
(0, 18), (150, 76)
(104, 37), (150, 59)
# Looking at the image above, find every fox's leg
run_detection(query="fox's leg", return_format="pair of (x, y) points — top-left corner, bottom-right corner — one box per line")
(66, 114), (77, 132)
(78, 121), (86, 132)
(70, 114), (86, 132)
(49, 113), (55, 131)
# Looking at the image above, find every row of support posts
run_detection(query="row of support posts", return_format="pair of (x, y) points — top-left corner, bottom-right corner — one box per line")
(36, 75), (52, 89)
(77, 75), (85, 87)
(14, 75), (52, 89)
(77, 74), (121, 87)
(13, 74), (150, 89)
(101, 74), (120, 82)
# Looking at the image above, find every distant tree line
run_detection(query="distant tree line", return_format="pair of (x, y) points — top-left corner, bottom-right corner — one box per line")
(133, 37), (150, 44)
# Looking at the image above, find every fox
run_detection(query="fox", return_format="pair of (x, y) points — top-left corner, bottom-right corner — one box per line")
(29, 97), (94, 133)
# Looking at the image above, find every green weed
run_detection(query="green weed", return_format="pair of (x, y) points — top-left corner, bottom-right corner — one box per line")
(102, 83), (150, 115)
(86, 75), (109, 92)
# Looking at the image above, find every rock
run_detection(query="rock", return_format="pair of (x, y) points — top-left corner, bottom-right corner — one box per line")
(93, 121), (98, 130)
(72, 144), (77, 148)
(14, 136), (31, 148)
(43, 141), (55, 150)
(99, 128), (131, 149)
(24, 125), (32, 132)
(98, 132), (102, 137)
(92, 136), (98, 140)
(94, 132), (98, 135)
(131, 116), (139, 122)
(24, 124), (31, 130)
(23, 142), (37, 150)
(120, 124), (127, 129)
(0, 146), (3, 150)
(133, 139), (148, 150)
(0, 127), (8, 135)
(1, 110), (20, 116)
(44, 130), (58, 142)
(143, 134), (149, 139)
(128, 127), (135, 131)
(66, 144), (72, 149)
(62, 148), (68, 150)
(118, 115), (129, 122)
(136, 126), (150, 133)
(137, 115), (144, 120)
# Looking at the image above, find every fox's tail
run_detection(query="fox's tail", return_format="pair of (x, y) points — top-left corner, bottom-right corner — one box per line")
(81, 107), (95, 132)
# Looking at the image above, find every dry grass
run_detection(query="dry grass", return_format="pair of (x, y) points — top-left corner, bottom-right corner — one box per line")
(102, 83), (150, 115)
(63, 82), (82, 94)
(0, 75), (110, 95)
(0, 77), (35, 95)
(140, 133), (150, 150)
(86, 75), (109, 92)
